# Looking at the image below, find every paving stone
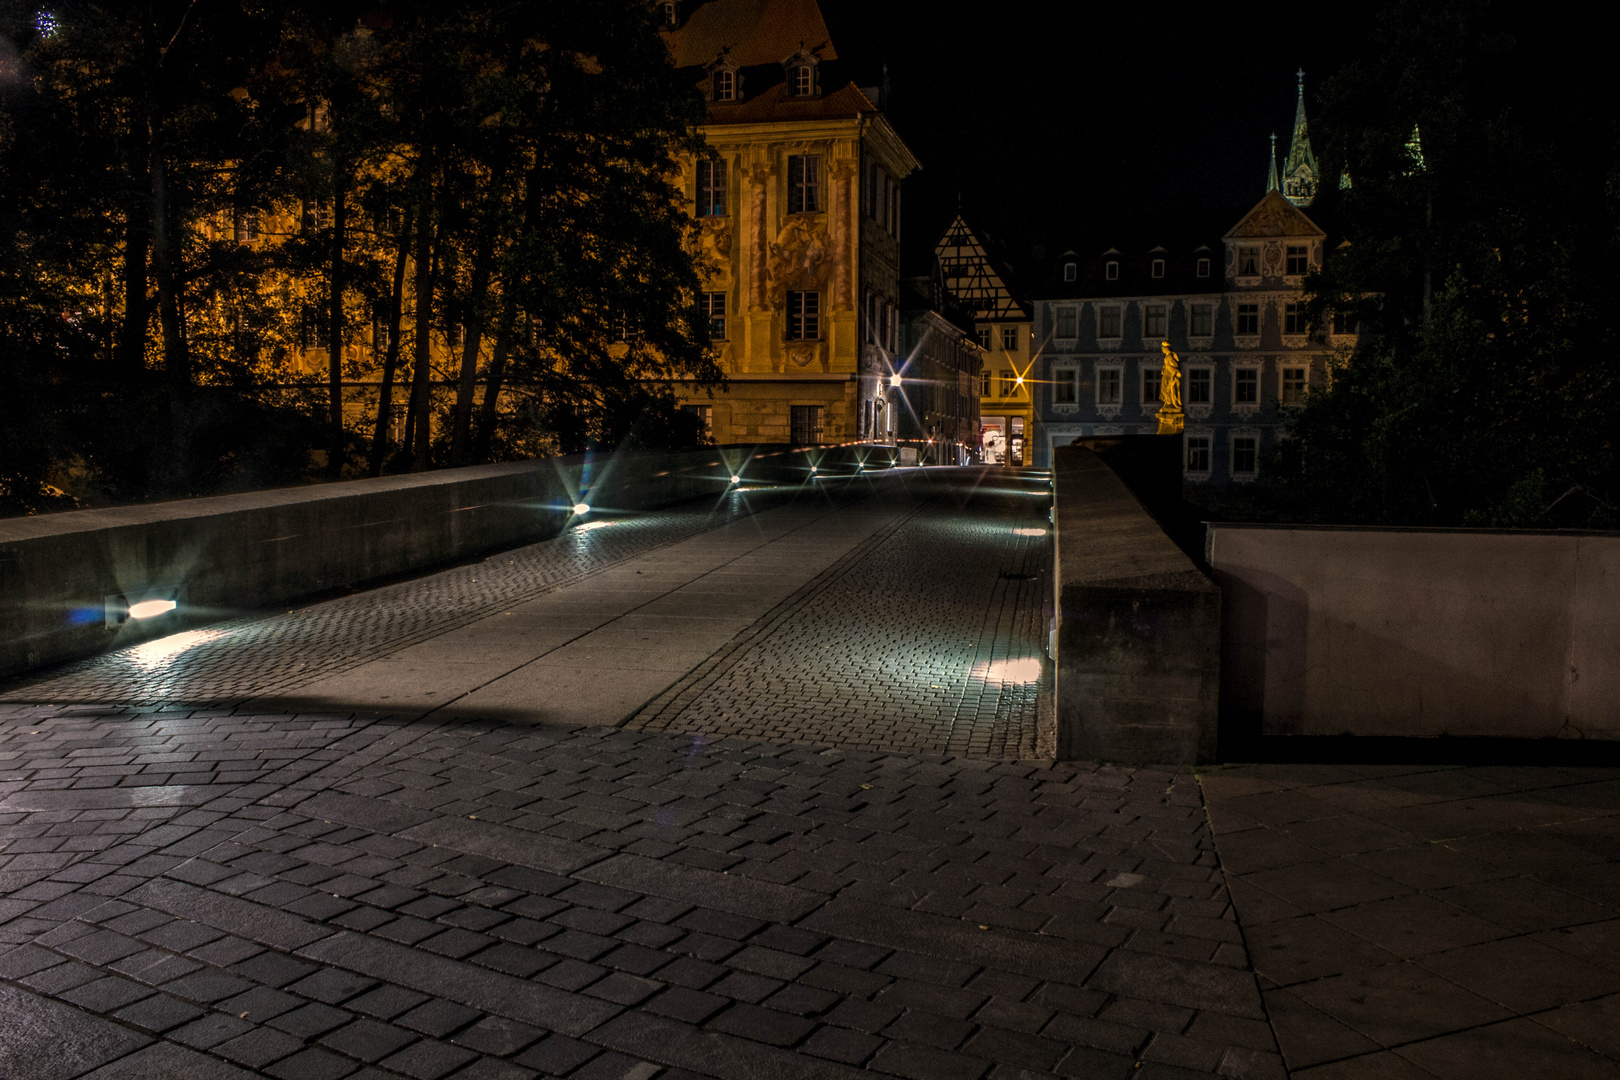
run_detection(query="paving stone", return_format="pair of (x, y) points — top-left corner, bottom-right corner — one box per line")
(112, 992), (207, 1032)
(320, 1017), (419, 1061)
(264, 1046), (359, 1080)
(450, 1016), (546, 1056)
(381, 1039), (480, 1079)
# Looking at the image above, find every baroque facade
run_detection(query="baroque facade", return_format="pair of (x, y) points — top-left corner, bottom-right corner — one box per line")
(661, 0), (919, 446)
(933, 215), (1035, 465)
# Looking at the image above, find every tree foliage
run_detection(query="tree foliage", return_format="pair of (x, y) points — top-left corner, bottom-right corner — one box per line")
(1281, 0), (1620, 528)
(0, 0), (718, 515)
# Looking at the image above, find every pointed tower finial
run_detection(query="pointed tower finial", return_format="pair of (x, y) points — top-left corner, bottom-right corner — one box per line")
(1267, 133), (1280, 194)
(1283, 69), (1319, 206)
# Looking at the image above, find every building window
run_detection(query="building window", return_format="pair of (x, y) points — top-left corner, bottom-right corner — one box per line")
(976, 326), (991, 349)
(1232, 435), (1258, 476)
(1187, 435), (1211, 473)
(696, 159), (726, 217)
(1236, 303), (1259, 335)
(1000, 369), (1015, 396)
(712, 68), (735, 101)
(1286, 244), (1308, 275)
(682, 404), (712, 433)
(1001, 326), (1019, 352)
(787, 154), (820, 213)
(661, 1), (679, 26)
(702, 292), (726, 340)
(981, 368), (991, 397)
(1282, 366), (1307, 403)
(234, 210), (258, 245)
(788, 64), (814, 97)
(786, 290), (820, 340)
(1098, 306), (1121, 338)
(1285, 302), (1303, 335)
(1234, 368), (1259, 405)
(1188, 367), (1212, 405)
(1063, 261), (1077, 282)
(1190, 303), (1213, 337)
(1097, 367), (1121, 405)
(1196, 257), (1211, 278)
(1151, 258), (1165, 279)
(1105, 260), (1119, 280)
(1332, 310), (1359, 335)
(1143, 368), (1161, 405)
(1056, 307), (1078, 339)
(791, 404), (823, 444)
(1238, 245), (1260, 275)
(1053, 368), (1078, 404)
(1143, 303), (1167, 339)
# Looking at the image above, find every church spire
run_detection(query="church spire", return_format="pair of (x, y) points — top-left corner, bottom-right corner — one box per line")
(1266, 133), (1280, 194)
(1282, 69), (1319, 206)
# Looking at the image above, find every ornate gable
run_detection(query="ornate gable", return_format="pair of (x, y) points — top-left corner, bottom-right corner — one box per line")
(933, 215), (1027, 321)
(1224, 190), (1325, 241)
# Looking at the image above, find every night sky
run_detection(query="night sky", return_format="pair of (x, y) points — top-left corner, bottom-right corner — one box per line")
(818, 0), (1381, 273)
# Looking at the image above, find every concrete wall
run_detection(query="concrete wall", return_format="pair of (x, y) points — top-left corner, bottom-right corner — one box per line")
(1051, 445), (1221, 764)
(0, 444), (895, 679)
(1208, 524), (1620, 740)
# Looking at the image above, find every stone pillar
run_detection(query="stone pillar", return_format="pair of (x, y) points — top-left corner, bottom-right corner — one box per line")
(829, 157), (856, 310)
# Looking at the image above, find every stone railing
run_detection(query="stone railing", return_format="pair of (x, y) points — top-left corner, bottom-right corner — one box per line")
(0, 444), (894, 679)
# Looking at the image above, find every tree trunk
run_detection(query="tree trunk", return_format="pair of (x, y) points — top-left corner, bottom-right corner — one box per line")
(474, 296), (518, 460)
(449, 223), (498, 465)
(118, 136), (150, 382)
(325, 179), (348, 479)
(408, 193), (436, 472)
(148, 135), (189, 398)
(369, 207), (413, 477)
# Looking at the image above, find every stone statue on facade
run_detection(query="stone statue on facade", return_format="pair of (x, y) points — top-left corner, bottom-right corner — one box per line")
(1157, 341), (1185, 436)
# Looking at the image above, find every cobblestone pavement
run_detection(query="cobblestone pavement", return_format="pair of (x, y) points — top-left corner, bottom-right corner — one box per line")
(1203, 762), (1620, 1079)
(0, 706), (1282, 1080)
(629, 473), (1054, 759)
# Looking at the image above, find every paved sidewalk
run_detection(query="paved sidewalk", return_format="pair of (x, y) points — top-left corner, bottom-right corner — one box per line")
(1202, 762), (1620, 1078)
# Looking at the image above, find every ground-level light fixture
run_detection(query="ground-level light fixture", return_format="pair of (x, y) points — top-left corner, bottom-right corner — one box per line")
(105, 586), (184, 629)
(730, 475), (741, 484)
(128, 598), (177, 619)
(572, 502), (590, 515)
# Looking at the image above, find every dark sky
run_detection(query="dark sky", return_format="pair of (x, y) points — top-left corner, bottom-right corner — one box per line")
(817, 0), (1382, 271)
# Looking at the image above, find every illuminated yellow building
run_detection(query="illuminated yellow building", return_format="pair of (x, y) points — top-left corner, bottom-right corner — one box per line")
(934, 214), (1035, 465)
(661, 0), (920, 445)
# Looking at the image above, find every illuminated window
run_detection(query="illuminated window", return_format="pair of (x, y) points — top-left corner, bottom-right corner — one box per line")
(1196, 257), (1211, 278)
(791, 404), (823, 444)
(1143, 304), (1167, 339)
(1282, 366), (1307, 403)
(1105, 260), (1119, 280)
(1234, 367), (1259, 405)
(1188, 367), (1212, 405)
(1096, 367), (1121, 405)
(1098, 306), (1121, 338)
(1232, 435), (1258, 476)
(1143, 368), (1161, 405)
(702, 292), (726, 340)
(1285, 302), (1303, 334)
(1063, 261), (1077, 282)
(1190, 303), (1213, 336)
(787, 154), (820, 213)
(1238, 246), (1260, 275)
(712, 68), (735, 101)
(1187, 435), (1211, 473)
(1286, 244), (1308, 275)
(1053, 368), (1078, 404)
(786, 290), (820, 340)
(696, 159), (726, 217)
(1151, 258), (1165, 279)
(1236, 303), (1259, 335)
(1001, 326), (1019, 352)
(1056, 307), (1078, 339)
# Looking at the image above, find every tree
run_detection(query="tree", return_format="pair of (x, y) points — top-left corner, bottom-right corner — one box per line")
(1282, 0), (1620, 528)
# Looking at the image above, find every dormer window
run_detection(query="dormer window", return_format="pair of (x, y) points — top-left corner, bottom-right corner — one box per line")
(1196, 257), (1211, 278)
(1105, 260), (1119, 281)
(1062, 262), (1077, 283)
(660, 2), (678, 27)
(712, 67), (735, 101)
(788, 64), (814, 96)
(1150, 258), (1165, 279)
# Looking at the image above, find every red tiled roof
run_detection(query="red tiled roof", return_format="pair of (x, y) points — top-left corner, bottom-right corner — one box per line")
(663, 0), (837, 68)
(705, 82), (875, 125)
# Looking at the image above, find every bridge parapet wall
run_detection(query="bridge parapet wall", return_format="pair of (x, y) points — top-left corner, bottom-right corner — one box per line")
(1051, 445), (1221, 764)
(0, 444), (894, 680)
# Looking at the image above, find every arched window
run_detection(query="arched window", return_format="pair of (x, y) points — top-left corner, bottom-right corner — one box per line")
(1062, 262), (1077, 282)
(712, 68), (735, 101)
(788, 63), (815, 97)
(1105, 260), (1119, 281)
